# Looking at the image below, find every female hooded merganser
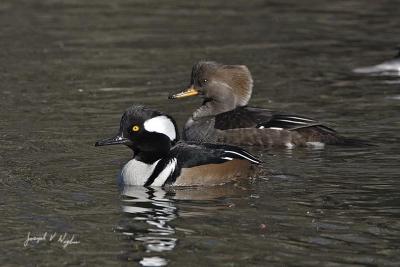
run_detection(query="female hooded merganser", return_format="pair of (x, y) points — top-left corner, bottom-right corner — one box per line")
(95, 105), (261, 186)
(353, 47), (400, 74)
(169, 61), (360, 148)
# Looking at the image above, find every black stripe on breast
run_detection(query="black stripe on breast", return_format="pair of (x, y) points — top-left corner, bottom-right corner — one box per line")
(163, 165), (182, 186)
(144, 158), (175, 187)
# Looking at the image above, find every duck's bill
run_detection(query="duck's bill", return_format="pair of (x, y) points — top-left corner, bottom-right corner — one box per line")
(168, 86), (199, 99)
(95, 135), (131, 147)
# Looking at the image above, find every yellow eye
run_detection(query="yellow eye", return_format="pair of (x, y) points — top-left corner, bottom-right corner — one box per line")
(132, 125), (140, 132)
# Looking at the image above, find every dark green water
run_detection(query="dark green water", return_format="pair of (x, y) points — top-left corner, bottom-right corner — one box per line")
(1, 0), (399, 266)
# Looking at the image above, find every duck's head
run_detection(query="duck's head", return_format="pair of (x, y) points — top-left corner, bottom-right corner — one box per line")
(95, 106), (178, 162)
(169, 61), (253, 116)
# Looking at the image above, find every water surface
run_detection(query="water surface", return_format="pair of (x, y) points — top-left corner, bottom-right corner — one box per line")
(1, 0), (400, 266)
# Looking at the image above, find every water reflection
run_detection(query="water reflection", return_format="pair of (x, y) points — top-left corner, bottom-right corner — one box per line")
(117, 186), (177, 266)
(116, 184), (253, 265)
(139, 257), (168, 267)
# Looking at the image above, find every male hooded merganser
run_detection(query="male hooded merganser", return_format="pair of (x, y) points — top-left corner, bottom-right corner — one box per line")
(169, 61), (360, 148)
(95, 105), (261, 186)
(353, 46), (400, 74)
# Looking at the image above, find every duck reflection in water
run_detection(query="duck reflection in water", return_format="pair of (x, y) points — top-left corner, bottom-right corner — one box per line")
(116, 184), (252, 265)
(118, 186), (177, 254)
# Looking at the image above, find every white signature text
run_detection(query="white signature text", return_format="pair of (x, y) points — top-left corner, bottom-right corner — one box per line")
(24, 232), (80, 248)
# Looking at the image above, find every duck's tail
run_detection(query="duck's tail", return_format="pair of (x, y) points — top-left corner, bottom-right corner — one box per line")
(336, 136), (375, 147)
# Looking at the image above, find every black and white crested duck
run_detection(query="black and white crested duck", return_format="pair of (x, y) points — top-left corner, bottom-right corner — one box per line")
(95, 105), (261, 186)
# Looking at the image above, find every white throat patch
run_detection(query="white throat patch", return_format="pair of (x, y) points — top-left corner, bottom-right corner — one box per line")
(143, 115), (176, 141)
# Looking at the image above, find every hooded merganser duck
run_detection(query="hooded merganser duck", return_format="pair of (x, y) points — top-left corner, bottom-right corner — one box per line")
(169, 61), (360, 148)
(353, 46), (400, 74)
(95, 105), (261, 186)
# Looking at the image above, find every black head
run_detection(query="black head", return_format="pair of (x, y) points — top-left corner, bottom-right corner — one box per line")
(95, 106), (179, 162)
(169, 61), (253, 112)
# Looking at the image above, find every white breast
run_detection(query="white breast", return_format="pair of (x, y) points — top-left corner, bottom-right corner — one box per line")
(119, 158), (177, 186)
(119, 159), (161, 186)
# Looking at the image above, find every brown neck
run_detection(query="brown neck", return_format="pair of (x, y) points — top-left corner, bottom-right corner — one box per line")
(193, 96), (236, 119)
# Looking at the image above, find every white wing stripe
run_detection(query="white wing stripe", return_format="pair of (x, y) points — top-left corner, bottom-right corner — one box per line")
(275, 119), (309, 125)
(284, 116), (315, 122)
(223, 150), (260, 164)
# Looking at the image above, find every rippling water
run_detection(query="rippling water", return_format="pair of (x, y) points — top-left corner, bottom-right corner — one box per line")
(1, 0), (400, 266)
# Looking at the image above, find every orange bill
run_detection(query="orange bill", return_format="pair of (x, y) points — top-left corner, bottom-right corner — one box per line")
(168, 86), (199, 99)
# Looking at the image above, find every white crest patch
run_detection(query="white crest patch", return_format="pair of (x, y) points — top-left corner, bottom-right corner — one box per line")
(144, 115), (176, 141)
